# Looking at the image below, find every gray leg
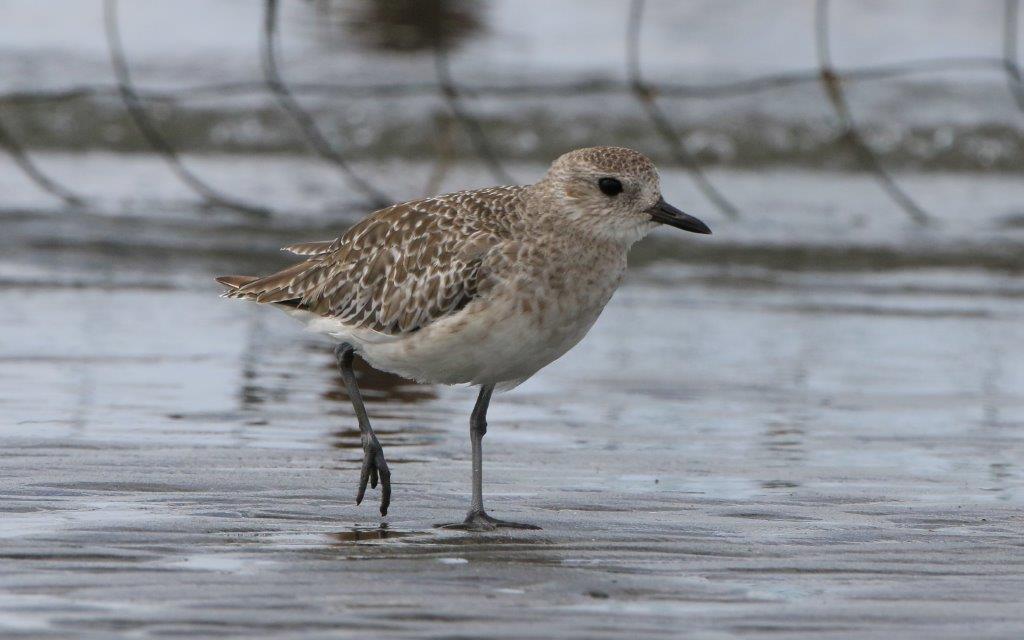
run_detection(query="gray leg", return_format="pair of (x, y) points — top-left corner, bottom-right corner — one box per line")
(469, 383), (492, 514)
(438, 384), (540, 531)
(335, 343), (391, 516)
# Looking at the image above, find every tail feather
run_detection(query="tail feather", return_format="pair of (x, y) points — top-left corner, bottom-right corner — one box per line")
(216, 260), (318, 307)
(216, 275), (258, 291)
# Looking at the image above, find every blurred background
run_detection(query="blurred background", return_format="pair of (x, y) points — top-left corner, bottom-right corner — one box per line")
(2, 1), (1024, 637)
(3, 0), (1024, 254)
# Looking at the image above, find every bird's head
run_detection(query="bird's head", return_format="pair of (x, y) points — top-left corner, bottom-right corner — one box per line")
(535, 146), (710, 245)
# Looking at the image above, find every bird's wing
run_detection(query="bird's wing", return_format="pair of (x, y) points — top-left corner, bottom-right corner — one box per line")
(225, 186), (525, 335)
(281, 241), (335, 256)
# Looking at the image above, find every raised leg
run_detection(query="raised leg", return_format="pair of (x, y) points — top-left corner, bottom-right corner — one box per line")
(438, 384), (540, 531)
(335, 343), (391, 516)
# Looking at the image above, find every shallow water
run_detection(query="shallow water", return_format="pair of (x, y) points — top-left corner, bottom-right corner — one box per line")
(2, 164), (1024, 636)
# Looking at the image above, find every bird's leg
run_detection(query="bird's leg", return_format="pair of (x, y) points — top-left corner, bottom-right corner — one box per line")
(438, 384), (540, 531)
(335, 343), (391, 516)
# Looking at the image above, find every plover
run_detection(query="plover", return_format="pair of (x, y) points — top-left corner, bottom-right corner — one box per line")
(217, 146), (710, 530)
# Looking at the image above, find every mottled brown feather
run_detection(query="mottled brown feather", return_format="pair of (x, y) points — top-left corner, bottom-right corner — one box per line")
(216, 275), (258, 289)
(281, 240), (335, 256)
(221, 186), (527, 335)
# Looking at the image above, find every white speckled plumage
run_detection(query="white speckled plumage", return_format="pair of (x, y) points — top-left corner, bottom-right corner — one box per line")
(219, 147), (681, 390)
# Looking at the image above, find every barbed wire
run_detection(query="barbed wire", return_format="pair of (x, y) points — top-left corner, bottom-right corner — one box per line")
(261, 0), (391, 209)
(0, 2), (1020, 221)
(434, 44), (517, 185)
(627, 0), (741, 219)
(0, 116), (84, 206)
(103, 0), (272, 218)
(815, 0), (930, 225)
(1005, 0), (1024, 111)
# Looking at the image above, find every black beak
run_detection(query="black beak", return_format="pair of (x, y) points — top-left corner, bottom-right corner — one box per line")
(647, 198), (711, 234)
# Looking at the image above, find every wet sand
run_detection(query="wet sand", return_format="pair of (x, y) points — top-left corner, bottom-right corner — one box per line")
(3, 238), (1023, 637)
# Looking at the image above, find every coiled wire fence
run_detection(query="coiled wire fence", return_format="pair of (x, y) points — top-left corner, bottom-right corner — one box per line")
(0, 0), (1021, 225)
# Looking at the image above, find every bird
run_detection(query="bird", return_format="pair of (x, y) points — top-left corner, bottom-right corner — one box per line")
(216, 146), (711, 530)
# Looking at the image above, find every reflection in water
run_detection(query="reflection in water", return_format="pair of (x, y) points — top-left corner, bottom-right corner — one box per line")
(307, 0), (484, 53)
(988, 462), (1016, 502)
(315, 345), (440, 452)
(756, 310), (819, 489)
(328, 524), (420, 543)
(71, 289), (105, 433)
(329, 424), (444, 450)
(980, 337), (1003, 429)
(239, 314), (271, 410)
(761, 421), (806, 464)
(70, 359), (94, 433)
(324, 526), (560, 570)
(761, 480), (799, 489)
(234, 331), (436, 410)
(324, 533), (560, 565)
(320, 349), (437, 406)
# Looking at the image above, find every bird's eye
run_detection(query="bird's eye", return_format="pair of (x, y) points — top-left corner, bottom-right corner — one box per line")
(598, 177), (623, 196)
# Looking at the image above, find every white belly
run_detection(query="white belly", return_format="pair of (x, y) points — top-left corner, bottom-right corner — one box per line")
(284, 279), (616, 389)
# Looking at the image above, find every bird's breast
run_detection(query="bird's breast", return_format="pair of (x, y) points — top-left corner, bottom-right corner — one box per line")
(509, 244), (626, 341)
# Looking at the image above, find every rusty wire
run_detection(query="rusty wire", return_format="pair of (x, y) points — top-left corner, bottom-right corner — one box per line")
(422, 113), (455, 197)
(1, 4), (1019, 219)
(1005, 0), (1024, 111)
(815, 0), (930, 226)
(261, 0), (390, 209)
(433, 44), (517, 185)
(627, 0), (741, 219)
(103, 0), (271, 218)
(0, 115), (84, 206)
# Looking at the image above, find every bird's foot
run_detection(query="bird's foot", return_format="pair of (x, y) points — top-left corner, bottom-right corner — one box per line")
(436, 509), (541, 531)
(356, 436), (391, 516)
